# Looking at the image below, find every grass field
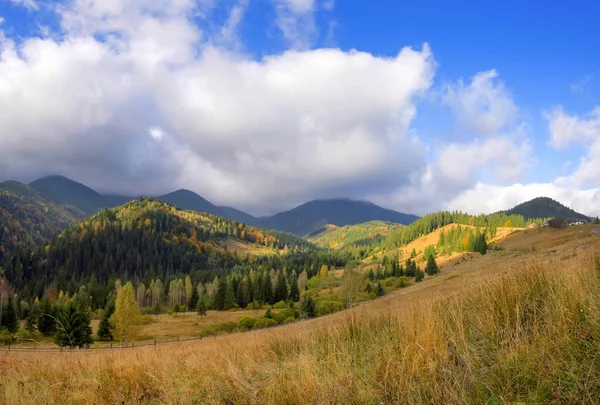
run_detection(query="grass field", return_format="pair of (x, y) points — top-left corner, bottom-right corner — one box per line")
(2, 225), (600, 403)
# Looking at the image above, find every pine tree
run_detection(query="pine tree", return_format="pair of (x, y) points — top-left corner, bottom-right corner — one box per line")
(215, 277), (227, 310)
(97, 300), (115, 341)
(196, 299), (207, 316)
(376, 282), (384, 297)
(301, 295), (317, 318)
(415, 268), (424, 282)
(1, 297), (18, 333)
(425, 255), (439, 276)
(37, 296), (56, 336)
(274, 273), (288, 303)
(111, 282), (141, 343)
(289, 278), (300, 302)
(188, 286), (199, 310)
(263, 274), (273, 305)
(53, 300), (93, 348)
(25, 311), (37, 332)
(224, 279), (236, 310)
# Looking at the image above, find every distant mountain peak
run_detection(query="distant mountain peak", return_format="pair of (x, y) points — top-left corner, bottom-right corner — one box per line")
(502, 196), (589, 221)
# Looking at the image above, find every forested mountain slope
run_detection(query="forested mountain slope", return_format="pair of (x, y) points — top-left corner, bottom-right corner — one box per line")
(307, 220), (404, 249)
(501, 196), (590, 221)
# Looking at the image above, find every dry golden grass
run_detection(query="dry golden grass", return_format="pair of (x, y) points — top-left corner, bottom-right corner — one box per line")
(3, 226), (600, 404)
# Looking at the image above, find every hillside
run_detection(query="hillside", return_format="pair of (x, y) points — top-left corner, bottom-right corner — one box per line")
(307, 220), (404, 249)
(4, 224), (600, 403)
(261, 199), (419, 237)
(1, 198), (317, 309)
(218, 206), (259, 225)
(502, 196), (589, 221)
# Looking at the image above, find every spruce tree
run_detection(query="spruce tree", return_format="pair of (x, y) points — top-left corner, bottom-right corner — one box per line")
(53, 300), (93, 348)
(25, 311), (37, 332)
(37, 296), (56, 336)
(301, 295), (317, 318)
(215, 277), (227, 310)
(376, 282), (385, 297)
(188, 287), (199, 310)
(2, 297), (18, 333)
(415, 268), (424, 282)
(425, 255), (439, 276)
(289, 278), (300, 302)
(263, 275), (273, 305)
(196, 299), (207, 316)
(274, 273), (288, 303)
(97, 300), (115, 341)
(224, 280), (236, 310)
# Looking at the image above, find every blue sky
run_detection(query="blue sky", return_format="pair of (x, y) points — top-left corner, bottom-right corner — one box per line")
(0, 0), (599, 215)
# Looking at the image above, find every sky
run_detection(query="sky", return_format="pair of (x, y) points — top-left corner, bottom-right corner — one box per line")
(0, 0), (599, 216)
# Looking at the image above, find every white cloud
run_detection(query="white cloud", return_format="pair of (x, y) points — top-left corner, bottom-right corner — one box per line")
(218, 0), (249, 49)
(0, 1), (435, 214)
(449, 182), (600, 216)
(546, 106), (600, 149)
(443, 69), (517, 136)
(9, 0), (39, 11)
(570, 75), (592, 93)
(322, 0), (335, 11)
(271, 0), (317, 49)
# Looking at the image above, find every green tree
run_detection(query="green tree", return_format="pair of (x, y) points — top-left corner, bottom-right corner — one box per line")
(425, 255), (439, 276)
(24, 311), (37, 332)
(274, 273), (288, 303)
(97, 300), (115, 341)
(110, 282), (141, 343)
(595, 216), (600, 225)
(188, 286), (199, 310)
(224, 279), (236, 310)
(415, 268), (424, 282)
(53, 300), (93, 348)
(196, 299), (207, 316)
(289, 277), (300, 302)
(376, 282), (384, 297)
(301, 295), (317, 318)
(1, 297), (18, 333)
(214, 277), (227, 310)
(37, 296), (56, 336)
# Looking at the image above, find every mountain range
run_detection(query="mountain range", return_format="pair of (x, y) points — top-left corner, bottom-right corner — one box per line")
(0, 175), (420, 238)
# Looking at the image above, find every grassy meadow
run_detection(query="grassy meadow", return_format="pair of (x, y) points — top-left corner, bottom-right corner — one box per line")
(2, 226), (600, 403)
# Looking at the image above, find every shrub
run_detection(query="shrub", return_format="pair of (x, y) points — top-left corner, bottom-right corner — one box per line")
(253, 318), (277, 329)
(272, 300), (288, 309)
(283, 317), (296, 324)
(272, 308), (296, 324)
(0, 329), (14, 345)
(396, 276), (411, 288)
(317, 300), (343, 316)
(237, 317), (258, 330)
(383, 277), (396, 287)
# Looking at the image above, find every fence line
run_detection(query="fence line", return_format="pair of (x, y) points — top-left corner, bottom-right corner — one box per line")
(1, 336), (209, 353)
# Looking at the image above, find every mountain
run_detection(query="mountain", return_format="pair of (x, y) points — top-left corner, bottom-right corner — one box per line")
(29, 175), (107, 215)
(0, 189), (66, 260)
(156, 189), (221, 215)
(260, 199), (419, 237)
(218, 206), (259, 225)
(502, 197), (590, 221)
(307, 220), (404, 250)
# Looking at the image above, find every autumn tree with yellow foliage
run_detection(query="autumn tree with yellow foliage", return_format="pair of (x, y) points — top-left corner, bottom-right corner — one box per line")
(110, 282), (142, 343)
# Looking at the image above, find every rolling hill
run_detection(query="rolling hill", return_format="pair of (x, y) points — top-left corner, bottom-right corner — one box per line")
(29, 175), (108, 215)
(260, 199), (419, 237)
(502, 196), (590, 221)
(307, 220), (404, 249)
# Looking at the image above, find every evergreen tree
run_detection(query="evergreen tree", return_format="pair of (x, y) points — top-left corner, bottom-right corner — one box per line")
(188, 286), (199, 310)
(376, 282), (384, 297)
(53, 300), (93, 348)
(273, 273), (288, 303)
(415, 268), (424, 282)
(97, 300), (115, 341)
(1, 297), (18, 333)
(289, 278), (300, 302)
(263, 274), (273, 305)
(425, 255), (439, 276)
(224, 279), (236, 310)
(196, 299), (207, 316)
(25, 311), (37, 332)
(37, 296), (56, 336)
(595, 216), (600, 225)
(301, 295), (317, 318)
(215, 277), (227, 310)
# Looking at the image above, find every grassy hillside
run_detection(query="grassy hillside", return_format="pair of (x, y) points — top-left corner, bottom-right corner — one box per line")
(503, 196), (590, 221)
(3, 226), (600, 403)
(261, 199), (419, 236)
(307, 220), (404, 249)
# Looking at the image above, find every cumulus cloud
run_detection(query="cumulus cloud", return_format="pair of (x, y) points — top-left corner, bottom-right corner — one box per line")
(546, 106), (600, 149)
(449, 182), (600, 217)
(443, 69), (517, 136)
(9, 0), (39, 11)
(0, 0), (435, 214)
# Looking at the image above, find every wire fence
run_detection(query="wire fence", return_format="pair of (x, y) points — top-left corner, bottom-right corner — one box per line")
(1, 336), (208, 353)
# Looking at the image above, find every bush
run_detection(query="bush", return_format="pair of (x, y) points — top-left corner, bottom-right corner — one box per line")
(283, 317), (296, 324)
(272, 300), (288, 309)
(140, 315), (155, 325)
(317, 300), (342, 316)
(383, 277), (396, 287)
(245, 301), (262, 310)
(272, 308), (296, 324)
(253, 318), (278, 329)
(0, 329), (14, 345)
(396, 276), (411, 288)
(237, 317), (258, 330)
